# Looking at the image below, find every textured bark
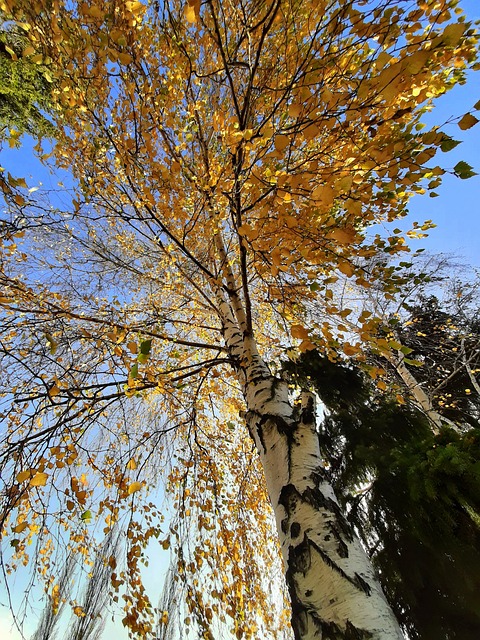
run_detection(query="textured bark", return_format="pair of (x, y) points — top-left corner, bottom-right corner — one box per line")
(245, 378), (404, 640)
(214, 250), (403, 639)
(386, 353), (459, 433)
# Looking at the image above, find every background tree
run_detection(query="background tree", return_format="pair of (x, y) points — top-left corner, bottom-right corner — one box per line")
(27, 526), (122, 640)
(0, 1), (479, 639)
(0, 12), (55, 140)
(394, 289), (480, 427)
(283, 277), (480, 639)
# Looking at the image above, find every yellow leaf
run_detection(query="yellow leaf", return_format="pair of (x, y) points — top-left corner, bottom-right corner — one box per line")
(118, 52), (133, 65)
(288, 103), (302, 118)
(30, 472), (48, 487)
(13, 522), (29, 533)
(303, 123), (319, 140)
(441, 22), (465, 47)
(343, 343), (359, 356)
(328, 227), (356, 244)
(48, 384), (60, 397)
(185, 5), (197, 23)
(126, 1), (146, 15)
(338, 261), (354, 277)
(127, 481), (142, 495)
(458, 113), (479, 131)
(16, 470), (32, 483)
(127, 458), (137, 470)
(271, 247), (282, 266)
(127, 341), (138, 354)
(85, 6), (104, 19)
(405, 51), (429, 75)
(312, 184), (335, 206)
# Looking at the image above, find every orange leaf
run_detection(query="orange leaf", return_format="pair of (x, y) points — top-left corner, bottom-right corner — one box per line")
(291, 324), (309, 340)
(328, 228), (356, 244)
(343, 343), (359, 356)
(127, 341), (138, 354)
(274, 135), (289, 151)
(338, 261), (354, 277)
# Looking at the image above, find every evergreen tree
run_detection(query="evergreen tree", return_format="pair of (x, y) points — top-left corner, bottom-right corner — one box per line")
(394, 294), (480, 428)
(285, 346), (480, 639)
(0, 15), (55, 139)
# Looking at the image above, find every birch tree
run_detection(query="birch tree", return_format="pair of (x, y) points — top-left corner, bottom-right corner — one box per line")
(0, 1), (479, 639)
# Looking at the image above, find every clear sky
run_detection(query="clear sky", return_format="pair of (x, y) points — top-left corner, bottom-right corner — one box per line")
(1, 2), (479, 639)
(406, 0), (480, 266)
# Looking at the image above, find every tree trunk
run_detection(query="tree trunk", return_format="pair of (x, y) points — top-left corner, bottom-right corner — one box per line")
(216, 281), (403, 638)
(244, 374), (404, 640)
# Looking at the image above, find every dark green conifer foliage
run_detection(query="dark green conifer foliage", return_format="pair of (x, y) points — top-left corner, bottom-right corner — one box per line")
(285, 350), (480, 640)
(0, 18), (55, 139)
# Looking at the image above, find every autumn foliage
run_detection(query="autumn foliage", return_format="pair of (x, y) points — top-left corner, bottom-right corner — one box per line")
(0, 0), (479, 638)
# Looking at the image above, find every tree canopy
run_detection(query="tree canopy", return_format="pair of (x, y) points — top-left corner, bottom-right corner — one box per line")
(0, 1), (479, 639)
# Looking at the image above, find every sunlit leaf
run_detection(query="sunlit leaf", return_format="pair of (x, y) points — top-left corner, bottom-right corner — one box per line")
(127, 482), (142, 495)
(16, 470), (31, 483)
(30, 472), (48, 487)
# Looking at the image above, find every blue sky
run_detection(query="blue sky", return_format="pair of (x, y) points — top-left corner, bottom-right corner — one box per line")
(406, 0), (480, 266)
(1, 2), (479, 639)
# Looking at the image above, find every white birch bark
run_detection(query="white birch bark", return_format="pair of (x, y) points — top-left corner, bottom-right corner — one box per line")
(387, 353), (460, 433)
(213, 231), (403, 639)
(244, 377), (404, 640)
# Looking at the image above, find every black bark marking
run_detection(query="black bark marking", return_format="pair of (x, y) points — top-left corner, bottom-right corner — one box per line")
(286, 546), (375, 640)
(354, 572), (372, 596)
(290, 521), (301, 538)
(278, 483), (300, 511)
(288, 585), (374, 640)
(255, 418), (267, 454)
(289, 534), (312, 574)
(279, 484), (371, 596)
(307, 471), (355, 542)
(301, 393), (315, 424)
(333, 527), (349, 558)
(257, 412), (293, 436)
